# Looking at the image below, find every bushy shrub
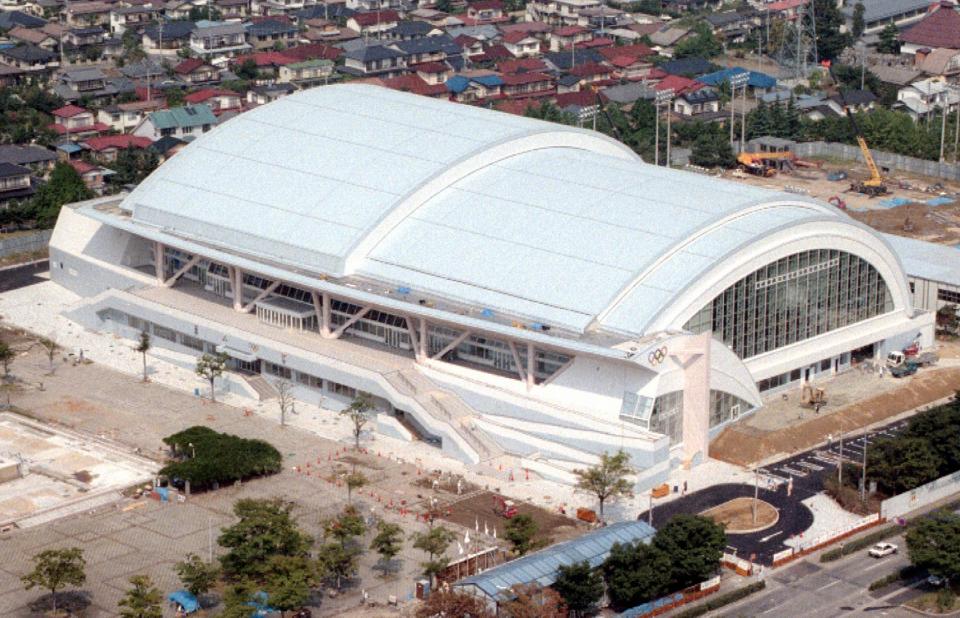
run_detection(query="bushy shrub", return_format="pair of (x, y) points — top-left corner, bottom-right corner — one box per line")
(673, 581), (766, 618)
(160, 426), (281, 491)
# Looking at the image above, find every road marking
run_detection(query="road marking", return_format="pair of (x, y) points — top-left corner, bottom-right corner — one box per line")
(819, 580), (842, 591)
(760, 530), (783, 542)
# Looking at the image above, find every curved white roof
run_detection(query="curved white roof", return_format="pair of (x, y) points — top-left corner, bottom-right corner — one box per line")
(125, 84), (895, 338)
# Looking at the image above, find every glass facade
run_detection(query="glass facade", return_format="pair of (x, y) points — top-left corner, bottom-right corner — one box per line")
(620, 390), (754, 445)
(684, 250), (893, 359)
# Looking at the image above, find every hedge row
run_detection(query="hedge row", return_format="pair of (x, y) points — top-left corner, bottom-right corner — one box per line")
(160, 426), (282, 491)
(673, 581), (767, 618)
(868, 566), (922, 591)
(820, 525), (902, 562)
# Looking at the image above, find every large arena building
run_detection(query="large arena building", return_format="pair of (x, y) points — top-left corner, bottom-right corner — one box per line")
(50, 84), (939, 488)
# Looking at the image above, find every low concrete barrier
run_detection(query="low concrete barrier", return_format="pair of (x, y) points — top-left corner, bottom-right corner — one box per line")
(881, 471), (960, 519)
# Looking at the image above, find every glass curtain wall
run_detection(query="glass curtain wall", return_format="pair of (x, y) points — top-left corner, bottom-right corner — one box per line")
(684, 250), (893, 359)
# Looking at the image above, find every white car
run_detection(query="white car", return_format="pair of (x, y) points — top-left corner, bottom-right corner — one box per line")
(868, 542), (898, 558)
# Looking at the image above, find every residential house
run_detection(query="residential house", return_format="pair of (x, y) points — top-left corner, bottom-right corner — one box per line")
(500, 71), (554, 97)
(231, 50), (296, 81)
(697, 67), (777, 95)
(454, 34), (485, 58)
(673, 87), (720, 117)
(215, 0), (252, 20)
(498, 57), (547, 73)
(597, 43), (656, 81)
(897, 77), (960, 121)
(411, 61), (451, 85)
(525, 0), (601, 27)
(502, 31), (540, 58)
(556, 90), (599, 124)
(549, 25), (591, 52)
(648, 25), (691, 55)
(277, 58), (334, 85)
(80, 135), (154, 163)
(445, 73), (502, 102)
(189, 22), (251, 58)
(245, 17), (298, 50)
(150, 135), (187, 162)
(464, 0), (506, 25)
(97, 99), (165, 132)
(654, 74), (703, 96)
(383, 20), (440, 40)
(280, 42), (341, 62)
(762, 0), (807, 21)
(257, 0), (312, 16)
(8, 26), (58, 51)
(142, 20), (195, 55)
(0, 145), (56, 172)
(164, 0), (206, 20)
(390, 34), (461, 67)
(842, 0), (933, 36)
(900, 2), (960, 55)
(51, 104), (108, 138)
(346, 10), (399, 36)
(0, 163), (36, 208)
(704, 9), (759, 44)
(173, 57), (220, 83)
(340, 44), (407, 77)
(871, 63), (923, 89)
(826, 90), (878, 116)
(133, 104), (218, 140)
(183, 88), (243, 115)
(379, 73), (449, 97)
(915, 48), (960, 81)
(0, 44), (57, 73)
(578, 6), (629, 30)
(345, 0), (399, 10)
(109, 5), (160, 35)
(63, 1), (111, 27)
(69, 159), (109, 194)
(566, 61), (613, 89)
(246, 82), (295, 105)
(662, 0), (723, 12)
(659, 56), (714, 77)
(0, 65), (24, 87)
(0, 9), (45, 30)
(53, 67), (135, 103)
(62, 26), (107, 50)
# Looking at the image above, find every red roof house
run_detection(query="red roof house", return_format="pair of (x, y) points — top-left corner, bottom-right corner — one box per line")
(901, 2), (960, 50)
(655, 74), (703, 95)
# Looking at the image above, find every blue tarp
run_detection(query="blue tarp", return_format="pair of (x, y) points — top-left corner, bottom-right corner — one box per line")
(879, 197), (911, 208)
(168, 590), (200, 613)
(620, 592), (684, 617)
(927, 196), (954, 206)
(697, 67), (777, 90)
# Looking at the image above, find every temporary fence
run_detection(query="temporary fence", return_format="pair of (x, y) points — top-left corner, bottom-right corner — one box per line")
(618, 577), (722, 618)
(771, 513), (882, 567)
(722, 552), (754, 576)
(880, 470), (960, 519)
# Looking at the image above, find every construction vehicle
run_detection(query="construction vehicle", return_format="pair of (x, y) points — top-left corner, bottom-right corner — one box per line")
(736, 151), (822, 177)
(822, 61), (888, 196)
(492, 495), (518, 519)
(800, 383), (827, 408)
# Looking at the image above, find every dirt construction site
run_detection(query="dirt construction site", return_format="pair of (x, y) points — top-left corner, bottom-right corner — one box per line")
(726, 156), (960, 245)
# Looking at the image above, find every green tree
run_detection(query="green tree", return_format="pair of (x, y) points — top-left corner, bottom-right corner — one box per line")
(867, 437), (943, 495)
(852, 2), (866, 39)
(552, 560), (603, 617)
(415, 589), (493, 617)
(316, 542), (359, 591)
(31, 162), (93, 228)
(0, 341), (15, 378)
(218, 498), (312, 580)
(690, 127), (736, 168)
(221, 580), (256, 618)
(505, 514), (539, 556)
(165, 88), (186, 108)
(877, 22), (900, 55)
(905, 404), (960, 476)
(370, 520), (404, 572)
(674, 22), (722, 59)
(906, 510), (960, 580)
(602, 541), (672, 610)
(524, 101), (577, 125)
(345, 470), (367, 504)
(264, 555), (316, 615)
(20, 547), (86, 615)
(813, 0), (852, 61)
(748, 98), (772, 139)
(323, 504), (366, 549)
(235, 58), (259, 80)
(573, 450), (633, 520)
(195, 351), (228, 402)
(499, 583), (566, 618)
(412, 525), (455, 586)
(341, 391), (375, 449)
(135, 331), (150, 382)
(118, 575), (162, 618)
(652, 515), (726, 589)
(174, 553), (220, 598)
(109, 147), (159, 188)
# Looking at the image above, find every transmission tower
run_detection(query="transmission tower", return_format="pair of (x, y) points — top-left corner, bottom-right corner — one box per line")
(777, 1), (819, 80)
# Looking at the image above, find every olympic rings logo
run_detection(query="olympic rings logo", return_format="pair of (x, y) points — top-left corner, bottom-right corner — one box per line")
(648, 346), (668, 365)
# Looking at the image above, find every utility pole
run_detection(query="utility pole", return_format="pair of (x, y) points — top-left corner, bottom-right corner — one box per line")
(941, 101), (948, 162)
(666, 100), (672, 167)
(838, 425), (844, 488)
(740, 79), (747, 153)
(648, 493), (654, 526)
(654, 88), (673, 166)
(753, 467), (759, 524)
(730, 73), (748, 152)
(654, 98), (660, 166)
(860, 436), (868, 502)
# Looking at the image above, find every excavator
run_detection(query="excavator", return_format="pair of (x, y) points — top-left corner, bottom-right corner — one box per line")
(823, 61), (888, 196)
(736, 151), (823, 177)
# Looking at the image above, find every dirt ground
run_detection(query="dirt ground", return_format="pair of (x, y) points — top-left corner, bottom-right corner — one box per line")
(434, 490), (585, 545)
(711, 366), (960, 467)
(701, 497), (778, 533)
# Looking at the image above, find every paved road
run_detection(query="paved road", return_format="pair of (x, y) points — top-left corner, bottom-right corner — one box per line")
(642, 416), (913, 564)
(0, 259), (48, 293)
(717, 534), (926, 618)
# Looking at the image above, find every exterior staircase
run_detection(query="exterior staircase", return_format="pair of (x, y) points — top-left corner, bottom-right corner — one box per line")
(242, 374), (279, 401)
(384, 368), (505, 463)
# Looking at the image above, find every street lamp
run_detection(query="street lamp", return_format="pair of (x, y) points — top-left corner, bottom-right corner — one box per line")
(729, 72), (749, 153)
(654, 88), (674, 167)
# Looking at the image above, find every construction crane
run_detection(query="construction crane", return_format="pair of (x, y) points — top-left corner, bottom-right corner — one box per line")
(822, 61), (888, 196)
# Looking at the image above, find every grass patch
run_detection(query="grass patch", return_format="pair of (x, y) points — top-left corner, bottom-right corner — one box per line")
(907, 588), (960, 614)
(673, 581), (766, 618)
(160, 426), (281, 491)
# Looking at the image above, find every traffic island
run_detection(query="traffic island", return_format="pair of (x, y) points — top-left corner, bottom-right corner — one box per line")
(701, 497), (779, 533)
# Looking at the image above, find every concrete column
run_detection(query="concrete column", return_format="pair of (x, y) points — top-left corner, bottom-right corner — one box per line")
(321, 292), (331, 337)
(679, 333), (711, 469)
(419, 318), (428, 360)
(153, 242), (164, 285)
(526, 342), (536, 391)
(232, 267), (243, 311)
